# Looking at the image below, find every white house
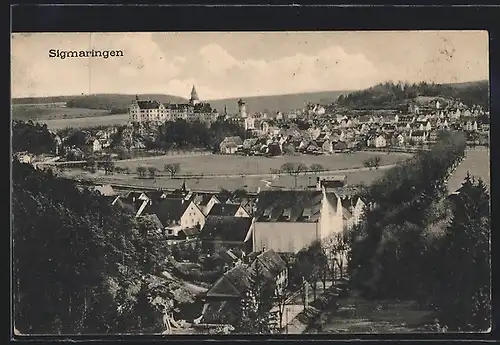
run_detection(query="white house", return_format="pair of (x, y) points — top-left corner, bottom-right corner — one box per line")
(145, 198), (206, 236)
(374, 135), (387, 148)
(252, 188), (346, 254)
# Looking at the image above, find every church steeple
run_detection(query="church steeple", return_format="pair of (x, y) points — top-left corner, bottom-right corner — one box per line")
(189, 85), (200, 105)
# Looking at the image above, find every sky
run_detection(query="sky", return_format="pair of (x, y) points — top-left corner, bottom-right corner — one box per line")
(11, 31), (489, 100)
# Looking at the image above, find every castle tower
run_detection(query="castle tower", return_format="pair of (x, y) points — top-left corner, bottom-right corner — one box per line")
(238, 99), (247, 118)
(189, 85), (200, 105)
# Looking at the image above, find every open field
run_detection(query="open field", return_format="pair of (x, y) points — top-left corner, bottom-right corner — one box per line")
(35, 113), (129, 130)
(58, 149), (487, 193)
(115, 152), (412, 177)
(61, 163), (395, 192)
(12, 105), (111, 122)
(448, 147), (490, 193)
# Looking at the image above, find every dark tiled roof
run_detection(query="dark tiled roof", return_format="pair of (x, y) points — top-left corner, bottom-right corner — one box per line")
(145, 198), (191, 227)
(180, 227), (201, 237)
(163, 103), (191, 110)
(193, 193), (216, 206)
(145, 190), (166, 202)
(254, 191), (323, 222)
(206, 265), (253, 298)
(201, 300), (241, 324)
(343, 208), (352, 220)
(137, 100), (161, 109)
(199, 216), (253, 242)
(193, 102), (214, 113)
(254, 249), (287, 278)
(207, 203), (242, 217)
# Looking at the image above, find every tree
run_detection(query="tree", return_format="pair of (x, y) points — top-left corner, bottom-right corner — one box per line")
(164, 163), (181, 178)
(148, 166), (158, 179)
(86, 156), (97, 173)
(237, 260), (275, 334)
(434, 174), (491, 331)
(137, 166), (147, 178)
(280, 162), (308, 188)
(101, 156), (115, 175)
(310, 163), (325, 175)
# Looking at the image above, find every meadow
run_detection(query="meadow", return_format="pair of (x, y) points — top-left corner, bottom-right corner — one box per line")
(35, 113), (129, 130)
(62, 152), (401, 192)
(12, 105), (111, 122)
(114, 152), (412, 177)
(63, 148), (488, 193)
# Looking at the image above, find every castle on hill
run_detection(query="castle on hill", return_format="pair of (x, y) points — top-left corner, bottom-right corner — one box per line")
(128, 86), (220, 124)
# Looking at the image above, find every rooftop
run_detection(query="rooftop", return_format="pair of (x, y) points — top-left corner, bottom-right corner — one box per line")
(254, 190), (323, 222)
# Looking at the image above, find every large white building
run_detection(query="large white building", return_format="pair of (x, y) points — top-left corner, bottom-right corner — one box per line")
(128, 86), (219, 124)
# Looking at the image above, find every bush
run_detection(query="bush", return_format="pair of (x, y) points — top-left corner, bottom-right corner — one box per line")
(171, 259), (222, 284)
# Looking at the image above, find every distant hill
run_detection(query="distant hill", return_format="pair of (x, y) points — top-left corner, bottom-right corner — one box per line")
(12, 91), (351, 115)
(12, 94), (188, 110)
(337, 80), (488, 110)
(206, 90), (352, 114)
(11, 79), (488, 118)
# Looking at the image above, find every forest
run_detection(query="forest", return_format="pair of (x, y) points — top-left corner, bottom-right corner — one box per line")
(348, 131), (491, 331)
(336, 80), (489, 110)
(12, 161), (194, 334)
(124, 119), (248, 153)
(12, 120), (58, 154)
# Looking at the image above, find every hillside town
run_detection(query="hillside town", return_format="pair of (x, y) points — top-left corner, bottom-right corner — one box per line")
(12, 80), (491, 335)
(14, 85), (489, 166)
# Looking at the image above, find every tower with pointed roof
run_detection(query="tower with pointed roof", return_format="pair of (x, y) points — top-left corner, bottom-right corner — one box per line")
(189, 85), (200, 105)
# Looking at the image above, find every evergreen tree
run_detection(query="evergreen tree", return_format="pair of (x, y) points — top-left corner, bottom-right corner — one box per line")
(434, 174), (491, 331)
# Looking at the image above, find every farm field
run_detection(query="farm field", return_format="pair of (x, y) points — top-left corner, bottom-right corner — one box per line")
(448, 147), (490, 193)
(61, 162), (395, 193)
(114, 152), (412, 177)
(12, 105), (111, 122)
(36, 113), (129, 130)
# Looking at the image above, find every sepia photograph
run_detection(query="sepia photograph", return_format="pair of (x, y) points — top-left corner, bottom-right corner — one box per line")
(11, 31), (491, 336)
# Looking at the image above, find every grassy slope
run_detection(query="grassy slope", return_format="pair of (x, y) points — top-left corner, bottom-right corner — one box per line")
(12, 94), (188, 106)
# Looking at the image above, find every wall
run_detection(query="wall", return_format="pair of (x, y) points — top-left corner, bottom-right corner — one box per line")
(253, 222), (318, 253)
(319, 191), (343, 240)
(181, 202), (206, 229)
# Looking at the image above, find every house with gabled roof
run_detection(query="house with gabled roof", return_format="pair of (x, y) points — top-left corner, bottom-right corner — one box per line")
(192, 193), (221, 216)
(207, 203), (250, 218)
(220, 136), (243, 154)
(144, 197), (205, 236)
(201, 249), (287, 325)
(199, 216), (254, 253)
(252, 188), (346, 253)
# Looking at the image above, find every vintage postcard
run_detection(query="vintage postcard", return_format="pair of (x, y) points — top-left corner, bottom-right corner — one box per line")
(11, 31), (490, 336)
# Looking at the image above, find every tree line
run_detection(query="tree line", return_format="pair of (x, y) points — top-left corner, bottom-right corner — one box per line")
(337, 80), (489, 110)
(347, 130), (490, 331)
(12, 160), (194, 334)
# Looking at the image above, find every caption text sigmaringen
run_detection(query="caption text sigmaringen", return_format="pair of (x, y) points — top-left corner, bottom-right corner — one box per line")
(48, 49), (124, 60)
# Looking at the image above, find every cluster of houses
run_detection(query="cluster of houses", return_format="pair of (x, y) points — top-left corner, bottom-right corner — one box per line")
(92, 177), (367, 326)
(219, 99), (490, 155)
